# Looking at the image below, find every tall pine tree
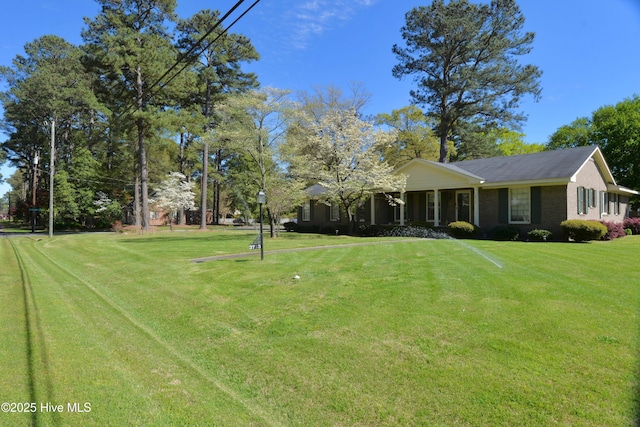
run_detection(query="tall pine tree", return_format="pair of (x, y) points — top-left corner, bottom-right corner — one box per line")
(392, 0), (542, 163)
(82, 0), (178, 230)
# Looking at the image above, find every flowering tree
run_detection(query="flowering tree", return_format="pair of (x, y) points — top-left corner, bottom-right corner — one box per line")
(151, 172), (196, 231)
(288, 108), (406, 234)
(93, 192), (123, 226)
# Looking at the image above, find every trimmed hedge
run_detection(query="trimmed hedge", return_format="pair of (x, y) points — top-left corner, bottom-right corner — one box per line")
(448, 221), (477, 239)
(384, 225), (452, 239)
(560, 220), (607, 242)
(283, 221), (298, 232)
(527, 229), (552, 242)
(491, 225), (521, 241)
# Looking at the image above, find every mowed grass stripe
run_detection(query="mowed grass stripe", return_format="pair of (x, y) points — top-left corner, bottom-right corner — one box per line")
(2, 237), (281, 426)
(1, 232), (638, 425)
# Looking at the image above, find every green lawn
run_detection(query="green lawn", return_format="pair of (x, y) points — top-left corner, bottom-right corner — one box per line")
(1, 230), (639, 426)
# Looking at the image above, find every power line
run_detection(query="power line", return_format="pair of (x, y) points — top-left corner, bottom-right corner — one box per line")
(145, 0), (247, 100)
(147, 0), (262, 102)
(119, 0), (261, 118)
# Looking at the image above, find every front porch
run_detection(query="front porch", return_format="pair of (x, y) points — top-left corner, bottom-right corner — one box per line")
(369, 188), (480, 227)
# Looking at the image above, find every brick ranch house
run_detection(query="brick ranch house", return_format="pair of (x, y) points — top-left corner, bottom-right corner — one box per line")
(298, 146), (638, 238)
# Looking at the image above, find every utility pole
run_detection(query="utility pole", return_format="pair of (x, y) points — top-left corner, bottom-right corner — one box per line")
(49, 119), (55, 237)
(31, 152), (39, 233)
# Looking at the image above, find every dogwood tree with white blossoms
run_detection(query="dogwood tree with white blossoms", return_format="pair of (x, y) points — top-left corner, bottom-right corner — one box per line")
(289, 108), (406, 233)
(151, 172), (196, 231)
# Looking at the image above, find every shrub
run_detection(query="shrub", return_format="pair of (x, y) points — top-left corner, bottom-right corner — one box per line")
(111, 220), (124, 233)
(384, 225), (451, 239)
(625, 228), (633, 236)
(357, 224), (394, 237)
(491, 225), (521, 241)
(600, 221), (627, 240)
(528, 229), (552, 242)
(448, 221), (477, 239)
(560, 220), (607, 242)
(623, 217), (640, 235)
(283, 221), (298, 232)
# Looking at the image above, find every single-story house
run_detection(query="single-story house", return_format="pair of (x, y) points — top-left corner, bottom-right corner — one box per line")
(298, 146), (638, 238)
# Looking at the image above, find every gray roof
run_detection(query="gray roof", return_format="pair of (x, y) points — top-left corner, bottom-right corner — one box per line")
(305, 183), (328, 196)
(451, 145), (598, 183)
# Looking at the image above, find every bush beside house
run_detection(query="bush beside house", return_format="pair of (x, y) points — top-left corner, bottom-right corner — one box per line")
(560, 220), (607, 242)
(623, 218), (640, 235)
(600, 221), (627, 240)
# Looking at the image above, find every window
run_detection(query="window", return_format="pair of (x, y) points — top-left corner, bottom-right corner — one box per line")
(427, 192), (435, 222)
(600, 191), (609, 215)
(302, 201), (311, 221)
(456, 190), (471, 223)
(509, 188), (530, 223)
(611, 193), (620, 215)
(589, 188), (597, 208)
(392, 193), (407, 223)
(330, 202), (340, 221)
(577, 187), (597, 214)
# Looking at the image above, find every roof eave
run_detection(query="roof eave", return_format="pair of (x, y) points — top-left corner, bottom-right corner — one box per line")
(394, 158), (486, 183)
(607, 184), (640, 195)
(480, 178), (571, 188)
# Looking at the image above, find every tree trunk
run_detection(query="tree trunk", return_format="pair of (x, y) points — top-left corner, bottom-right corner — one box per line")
(136, 65), (149, 231)
(213, 148), (222, 225)
(439, 132), (449, 163)
(179, 132), (186, 225)
(268, 207), (278, 238)
(134, 173), (141, 228)
(200, 141), (208, 229)
(138, 119), (149, 231)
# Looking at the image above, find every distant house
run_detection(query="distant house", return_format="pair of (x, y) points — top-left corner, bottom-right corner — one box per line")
(298, 146), (638, 238)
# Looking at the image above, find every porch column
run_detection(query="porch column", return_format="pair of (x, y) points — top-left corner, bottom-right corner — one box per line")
(370, 193), (376, 225)
(400, 190), (405, 226)
(473, 186), (480, 226)
(434, 189), (440, 227)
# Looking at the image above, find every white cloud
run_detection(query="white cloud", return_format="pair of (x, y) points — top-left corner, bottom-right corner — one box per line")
(286, 0), (377, 49)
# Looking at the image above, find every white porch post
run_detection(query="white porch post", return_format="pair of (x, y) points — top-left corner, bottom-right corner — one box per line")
(400, 191), (405, 226)
(473, 186), (480, 227)
(370, 193), (376, 225)
(434, 189), (440, 227)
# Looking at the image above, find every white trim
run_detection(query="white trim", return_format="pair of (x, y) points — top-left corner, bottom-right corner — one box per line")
(434, 189), (440, 227)
(608, 184), (640, 195)
(571, 146), (617, 186)
(399, 191), (405, 226)
(473, 186), (480, 227)
(370, 194), (376, 225)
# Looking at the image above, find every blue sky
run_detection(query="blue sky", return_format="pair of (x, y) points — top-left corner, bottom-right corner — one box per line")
(1, 0), (640, 196)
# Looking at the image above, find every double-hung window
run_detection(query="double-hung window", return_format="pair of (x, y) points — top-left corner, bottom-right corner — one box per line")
(330, 202), (340, 221)
(509, 188), (531, 223)
(302, 201), (311, 222)
(600, 191), (609, 215)
(427, 192), (435, 222)
(611, 193), (620, 215)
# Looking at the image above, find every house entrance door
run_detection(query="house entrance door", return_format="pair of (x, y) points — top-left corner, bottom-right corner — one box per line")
(456, 190), (471, 223)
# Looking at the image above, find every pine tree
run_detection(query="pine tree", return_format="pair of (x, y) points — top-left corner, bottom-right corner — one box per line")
(392, 0), (542, 163)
